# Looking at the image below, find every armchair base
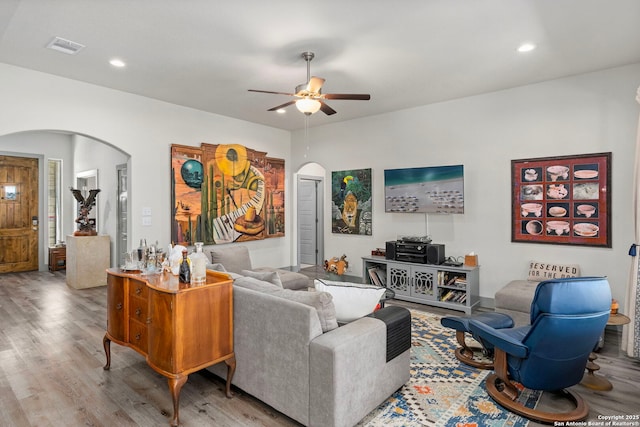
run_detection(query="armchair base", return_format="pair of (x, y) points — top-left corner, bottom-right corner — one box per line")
(487, 373), (589, 423)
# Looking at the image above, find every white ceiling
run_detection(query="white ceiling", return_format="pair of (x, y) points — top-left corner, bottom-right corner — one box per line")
(1, 0), (639, 131)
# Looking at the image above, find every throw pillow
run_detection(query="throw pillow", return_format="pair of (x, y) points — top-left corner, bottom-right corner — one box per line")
(273, 289), (338, 332)
(241, 269), (284, 288)
(527, 261), (580, 281)
(314, 279), (385, 323)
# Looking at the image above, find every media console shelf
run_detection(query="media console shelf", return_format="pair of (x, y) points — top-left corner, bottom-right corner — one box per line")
(362, 255), (479, 314)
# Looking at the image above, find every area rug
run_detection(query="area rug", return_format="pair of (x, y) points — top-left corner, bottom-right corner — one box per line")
(358, 310), (541, 427)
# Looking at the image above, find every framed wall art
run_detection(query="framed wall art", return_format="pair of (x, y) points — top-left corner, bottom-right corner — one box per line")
(171, 143), (285, 246)
(511, 152), (611, 247)
(331, 168), (372, 235)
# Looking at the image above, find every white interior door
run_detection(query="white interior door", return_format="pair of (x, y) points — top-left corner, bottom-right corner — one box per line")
(297, 176), (323, 265)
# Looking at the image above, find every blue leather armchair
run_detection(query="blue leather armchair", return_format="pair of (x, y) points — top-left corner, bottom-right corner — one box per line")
(469, 277), (611, 423)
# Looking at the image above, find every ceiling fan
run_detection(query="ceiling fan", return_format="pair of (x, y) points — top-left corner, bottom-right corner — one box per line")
(248, 51), (371, 116)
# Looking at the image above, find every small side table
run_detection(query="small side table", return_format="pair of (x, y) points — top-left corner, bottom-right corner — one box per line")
(581, 312), (630, 391)
(48, 246), (66, 271)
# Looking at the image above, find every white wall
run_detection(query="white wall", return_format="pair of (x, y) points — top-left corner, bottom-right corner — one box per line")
(291, 63), (640, 306)
(72, 134), (129, 265)
(0, 131), (75, 270)
(0, 63), (293, 270)
(2, 60), (638, 308)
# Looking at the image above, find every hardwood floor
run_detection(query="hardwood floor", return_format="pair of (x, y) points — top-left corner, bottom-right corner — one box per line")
(0, 271), (301, 427)
(1, 270), (638, 426)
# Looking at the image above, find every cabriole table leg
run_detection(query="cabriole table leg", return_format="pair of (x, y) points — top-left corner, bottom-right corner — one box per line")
(168, 375), (188, 427)
(102, 334), (111, 370)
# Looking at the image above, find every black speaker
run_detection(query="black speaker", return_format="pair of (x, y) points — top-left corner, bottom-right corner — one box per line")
(426, 244), (445, 265)
(385, 241), (396, 260)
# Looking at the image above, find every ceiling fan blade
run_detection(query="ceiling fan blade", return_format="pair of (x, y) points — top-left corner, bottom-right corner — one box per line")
(319, 101), (337, 116)
(322, 93), (371, 100)
(306, 76), (325, 94)
(249, 89), (295, 96)
(267, 100), (296, 111)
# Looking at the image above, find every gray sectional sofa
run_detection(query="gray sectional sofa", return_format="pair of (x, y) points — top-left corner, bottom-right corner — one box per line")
(206, 270), (411, 427)
(208, 244), (311, 290)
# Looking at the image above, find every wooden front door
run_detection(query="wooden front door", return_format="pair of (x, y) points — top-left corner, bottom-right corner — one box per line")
(0, 155), (39, 273)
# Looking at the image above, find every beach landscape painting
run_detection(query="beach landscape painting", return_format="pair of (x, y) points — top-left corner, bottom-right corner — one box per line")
(384, 164), (464, 214)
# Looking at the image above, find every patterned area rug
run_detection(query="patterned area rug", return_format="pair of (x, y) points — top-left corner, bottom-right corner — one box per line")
(358, 310), (541, 427)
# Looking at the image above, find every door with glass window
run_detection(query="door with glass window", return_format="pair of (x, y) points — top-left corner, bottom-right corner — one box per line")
(0, 155), (39, 272)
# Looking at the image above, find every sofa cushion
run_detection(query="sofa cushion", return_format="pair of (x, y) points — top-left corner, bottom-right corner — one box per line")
(527, 261), (580, 281)
(495, 280), (539, 313)
(210, 245), (252, 273)
(235, 277), (338, 332)
(207, 263), (243, 280)
(314, 279), (386, 323)
(234, 276), (282, 293)
(253, 267), (310, 290)
(241, 269), (284, 288)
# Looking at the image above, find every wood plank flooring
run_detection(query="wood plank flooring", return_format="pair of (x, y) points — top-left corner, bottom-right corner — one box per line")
(0, 271), (301, 427)
(0, 270), (638, 426)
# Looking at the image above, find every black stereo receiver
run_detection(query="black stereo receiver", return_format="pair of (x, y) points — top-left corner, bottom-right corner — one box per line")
(385, 241), (445, 265)
(396, 241), (428, 254)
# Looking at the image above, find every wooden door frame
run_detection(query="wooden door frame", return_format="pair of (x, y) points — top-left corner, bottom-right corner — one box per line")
(0, 151), (46, 272)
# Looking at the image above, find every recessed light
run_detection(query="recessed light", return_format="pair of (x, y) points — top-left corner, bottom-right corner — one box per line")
(109, 58), (126, 68)
(276, 109), (286, 114)
(517, 43), (536, 53)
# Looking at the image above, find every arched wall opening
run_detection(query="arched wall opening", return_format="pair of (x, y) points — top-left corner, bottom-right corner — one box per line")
(0, 130), (130, 271)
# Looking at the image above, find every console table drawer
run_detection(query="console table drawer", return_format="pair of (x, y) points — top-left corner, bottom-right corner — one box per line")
(129, 320), (148, 353)
(129, 296), (148, 322)
(129, 280), (148, 299)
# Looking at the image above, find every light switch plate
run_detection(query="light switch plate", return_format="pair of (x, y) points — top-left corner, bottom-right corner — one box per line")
(142, 207), (152, 216)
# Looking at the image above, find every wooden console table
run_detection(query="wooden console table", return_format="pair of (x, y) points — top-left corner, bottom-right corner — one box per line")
(103, 268), (235, 426)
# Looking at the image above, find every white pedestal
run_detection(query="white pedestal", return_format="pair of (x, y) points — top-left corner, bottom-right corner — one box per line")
(66, 235), (110, 289)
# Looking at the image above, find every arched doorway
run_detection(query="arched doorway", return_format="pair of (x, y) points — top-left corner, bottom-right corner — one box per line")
(0, 130), (130, 272)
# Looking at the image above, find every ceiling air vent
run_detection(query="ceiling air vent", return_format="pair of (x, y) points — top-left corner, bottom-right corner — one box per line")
(46, 37), (85, 55)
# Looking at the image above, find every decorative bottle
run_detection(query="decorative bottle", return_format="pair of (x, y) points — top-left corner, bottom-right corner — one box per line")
(178, 249), (191, 283)
(190, 242), (207, 285)
(137, 238), (147, 267)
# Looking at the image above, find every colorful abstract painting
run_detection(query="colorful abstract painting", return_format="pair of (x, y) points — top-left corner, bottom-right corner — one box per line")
(331, 168), (372, 235)
(171, 143), (285, 245)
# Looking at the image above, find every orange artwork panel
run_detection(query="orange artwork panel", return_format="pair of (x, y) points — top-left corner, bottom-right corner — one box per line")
(171, 143), (285, 245)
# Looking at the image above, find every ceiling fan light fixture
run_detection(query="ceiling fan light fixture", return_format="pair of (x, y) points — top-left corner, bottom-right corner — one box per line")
(296, 98), (321, 115)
